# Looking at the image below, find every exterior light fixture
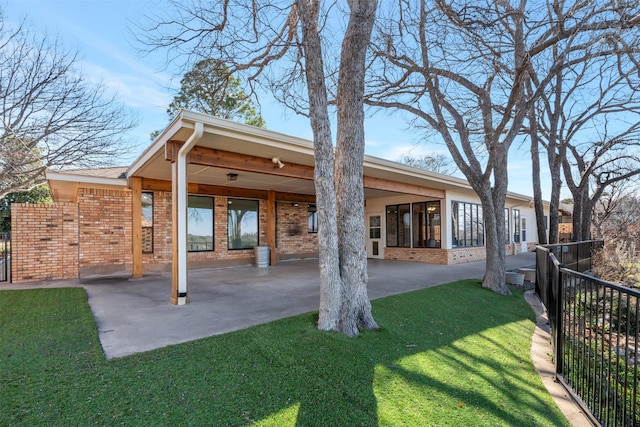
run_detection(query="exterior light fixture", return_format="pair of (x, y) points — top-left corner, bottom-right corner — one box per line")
(227, 173), (238, 181)
(272, 156), (285, 168)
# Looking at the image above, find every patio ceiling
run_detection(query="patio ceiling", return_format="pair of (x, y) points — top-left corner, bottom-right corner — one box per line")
(127, 110), (480, 201)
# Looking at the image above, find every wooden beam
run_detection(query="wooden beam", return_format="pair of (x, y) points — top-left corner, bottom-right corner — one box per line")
(267, 190), (276, 266)
(274, 192), (316, 203)
(141, 178), (316, 202)
(164, 140), (445, 199)
(130, 177), (143, 279)
(363, 176), (445, 199)
(164, 140), (182, 161)
(165, 141), (315, 180)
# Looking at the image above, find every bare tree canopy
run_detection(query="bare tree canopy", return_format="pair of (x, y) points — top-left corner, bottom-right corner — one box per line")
(0, 10), (137, 199)
(367, 0), (640, 292)
(167, 58), (265, 127)
(140, 0), (379, 335)
(525, 0), (640, 243)
(592, 181), (640, 243)
(400, 153), (458, 176)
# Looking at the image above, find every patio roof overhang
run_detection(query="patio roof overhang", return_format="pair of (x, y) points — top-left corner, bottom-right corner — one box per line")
(126, 110), (481, 201)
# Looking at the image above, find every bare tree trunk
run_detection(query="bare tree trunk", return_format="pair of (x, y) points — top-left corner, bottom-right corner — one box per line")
(481, 144), (510, 295)
(529, 113), (547, 245)
(571, 188), (589, 242)
(297, 0), (342, 331)
(298, 0), (378, 335)
(547, 153), (562, 243)
(335, 0), (379, 336)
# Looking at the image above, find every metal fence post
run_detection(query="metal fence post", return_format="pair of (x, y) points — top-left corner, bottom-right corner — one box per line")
(555, 263), (564, 378)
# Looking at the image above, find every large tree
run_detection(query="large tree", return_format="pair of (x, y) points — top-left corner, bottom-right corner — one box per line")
(592, 181), (640, 243)
(141, 0), (379, 335)
(525, 0), (640, 244)
(368, 0), (640, 292)
(0, 11), (137, 199)
(167, 58), (265, 127)
(368, 0), (531, 294)
(563, 134), (640, 241)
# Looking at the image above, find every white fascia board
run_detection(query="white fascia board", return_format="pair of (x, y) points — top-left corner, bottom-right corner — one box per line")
(364, 153), (471, 188)
(45, 170), (127, 188)
(127, 112), (185, 177)
(181, 110), (315, 154)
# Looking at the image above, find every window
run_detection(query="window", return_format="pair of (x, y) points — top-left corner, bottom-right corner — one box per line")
(504, 208), (510, 243)
(513, 208), (521, 243)
(452, 201), (484, 247)
(141, 192), (153, 254)
(369, 215), (381, 239)
(412, 201), (441, 248)
(188, 196), (214, 251)
(228, 199), (259, 249)
(308, 204), (318, 233)
(386, 204), (411, 247)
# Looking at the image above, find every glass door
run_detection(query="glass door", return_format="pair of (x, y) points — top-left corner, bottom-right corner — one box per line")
(367, 214), (383, 259)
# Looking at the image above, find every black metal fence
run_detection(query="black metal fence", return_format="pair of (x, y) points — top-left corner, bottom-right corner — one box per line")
(537, 240), (639, 426)
(0, 232), (9, 282)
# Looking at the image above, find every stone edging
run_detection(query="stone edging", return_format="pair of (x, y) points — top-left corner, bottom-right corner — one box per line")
(524, 290), (596, 427)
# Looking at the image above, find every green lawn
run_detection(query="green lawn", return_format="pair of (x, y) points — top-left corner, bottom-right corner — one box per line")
(0, 281), (568, 426)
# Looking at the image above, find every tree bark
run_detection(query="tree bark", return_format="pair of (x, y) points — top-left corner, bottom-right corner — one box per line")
(529, 113), (547, 245)
(482, 143), (510, 295)
(335, 0), (379, 335)
(297, 0), (342, 331)
(547, 150), (562, 243)
(298, 0), (378, 335)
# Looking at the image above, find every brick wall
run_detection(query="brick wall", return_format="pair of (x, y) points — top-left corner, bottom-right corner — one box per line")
(447, 246), (488, 264)
(276, 202), (318, 259)
(11, 203), (79, 282)
(384, 247), (448, 264)
(559, 223), (573, 241)
(11, 189), (132, 282)
(384, 245), (527, 265)
(78, 188), (131, 276)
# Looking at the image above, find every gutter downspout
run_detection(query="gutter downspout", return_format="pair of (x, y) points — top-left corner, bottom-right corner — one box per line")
(176, 121), (204, 305)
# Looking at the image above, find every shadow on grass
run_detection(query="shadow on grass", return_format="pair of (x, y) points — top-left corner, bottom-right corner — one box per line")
(0, 281), (568, 426)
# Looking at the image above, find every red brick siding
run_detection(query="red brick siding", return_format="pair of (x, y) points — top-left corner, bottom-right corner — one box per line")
(78, 188), (131, 276)
(384, 247), (449, 264)
(384, 245), (522, 265)
(447, 246), (487, 264)
(276, 202), (318, 259)
(11, 203), (79, 282)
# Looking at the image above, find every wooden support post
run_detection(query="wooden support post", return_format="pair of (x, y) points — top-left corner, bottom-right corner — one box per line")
(130, 177), (143, 279)
(267, 190), (277, 266)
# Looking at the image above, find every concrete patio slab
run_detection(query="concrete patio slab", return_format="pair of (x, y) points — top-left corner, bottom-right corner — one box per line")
(1, 252), (536, 359)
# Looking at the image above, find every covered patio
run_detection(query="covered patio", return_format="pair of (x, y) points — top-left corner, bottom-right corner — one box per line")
(125, 111), (464, 305)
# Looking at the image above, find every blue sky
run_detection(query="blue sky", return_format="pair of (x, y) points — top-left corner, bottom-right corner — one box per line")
(4, 0), (548, 198)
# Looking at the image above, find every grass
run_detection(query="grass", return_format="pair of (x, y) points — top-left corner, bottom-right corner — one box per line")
(0, 280), (569, 426)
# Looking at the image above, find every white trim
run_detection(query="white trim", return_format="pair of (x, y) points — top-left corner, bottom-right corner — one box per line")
(45, 171), (127, 188)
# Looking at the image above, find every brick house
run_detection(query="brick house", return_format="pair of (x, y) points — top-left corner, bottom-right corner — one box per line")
(11, 110), (545, 303)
